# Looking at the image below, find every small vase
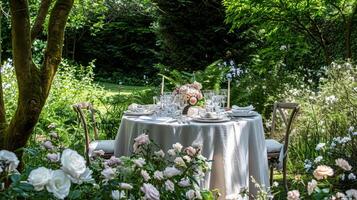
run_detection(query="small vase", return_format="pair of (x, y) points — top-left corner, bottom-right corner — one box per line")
(182, 104), (191, 115)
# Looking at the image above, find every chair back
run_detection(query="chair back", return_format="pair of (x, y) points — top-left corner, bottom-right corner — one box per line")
(271, 102), (300, 157)
(72, 102), (99, 162)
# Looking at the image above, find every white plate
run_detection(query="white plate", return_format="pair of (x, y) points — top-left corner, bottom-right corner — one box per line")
(192, 118), (230, 123)
(124, 111), (153, 116)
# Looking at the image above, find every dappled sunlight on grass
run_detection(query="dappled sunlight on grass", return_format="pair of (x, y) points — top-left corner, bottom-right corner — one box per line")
(96, 81), (153, 97)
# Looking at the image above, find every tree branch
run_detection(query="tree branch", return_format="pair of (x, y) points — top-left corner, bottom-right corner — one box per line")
(9, 0), (34, 91)
(41, 0), (74, 96)
(31, 0), (53, 42)
(0, 9), (6, 127)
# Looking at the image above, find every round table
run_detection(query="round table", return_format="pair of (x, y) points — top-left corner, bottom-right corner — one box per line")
(114, 115), (269, 199)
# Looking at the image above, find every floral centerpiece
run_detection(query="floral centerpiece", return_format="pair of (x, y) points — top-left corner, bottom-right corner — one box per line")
(173, 81), (204, 114)
(173, 81), (203, 106)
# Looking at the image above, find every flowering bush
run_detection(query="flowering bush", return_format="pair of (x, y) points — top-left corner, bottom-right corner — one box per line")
(173, 81), (204, 106)
(0, 133), (214, 199)
(286, 127), (356, 199)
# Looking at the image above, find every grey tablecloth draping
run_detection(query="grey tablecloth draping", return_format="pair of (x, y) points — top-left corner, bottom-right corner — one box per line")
(114, 115), (269, 199)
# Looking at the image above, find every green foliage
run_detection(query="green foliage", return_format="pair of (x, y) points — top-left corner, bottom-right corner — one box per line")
(152, 0), (251, 71)
(156, 60), (229, 92)
(283, 61), (356, 172)
(74, 0), (159, 85)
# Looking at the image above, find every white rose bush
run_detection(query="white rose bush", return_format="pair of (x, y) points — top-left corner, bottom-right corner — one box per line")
(0, 133), (214, 199)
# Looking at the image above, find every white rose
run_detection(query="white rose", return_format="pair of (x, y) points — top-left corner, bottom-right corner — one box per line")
(163, 166), (181, 178)
(101, 167), (116, 181)
(154, 150), (165, 158)
(195, 190), (202, 199)
(313, 165), (334, 180)
(47, 153), (60, 163)
(0, 150), (19, 172)
(287, 190), (300, 200)
(335, 158), (352, 171)
(133, 158), (146, 168)
(111, 190), (125, 200)
(173, 143), (183, 152)
(186, 190), (195, 200)
(70, 167), (93, 184)
(307, 179), (317, 195)
(183, 155), (191, 163)
(46, 170), (71, 200)
(165, 180), (174, 192)
(28, 167), (52, 191)
(61, 149), (86, 179)
(178, 178), (190, 187)
(167, 149), (176, 156)
(119, 183), (133, 190)
(111, 190), (120, 200)
(174, 157), (186, 167)
(348, 173), (356, 180)
(346, 189), (357, 199)
(141, 183), (160, 200)
(153, 171), (164, 180)
(336, 192), (346, 199)
(141, 170), (151, 181)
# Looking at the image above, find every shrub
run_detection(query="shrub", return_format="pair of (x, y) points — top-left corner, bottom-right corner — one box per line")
(0, 133), (215, 200)
(284, 61), (356, 172)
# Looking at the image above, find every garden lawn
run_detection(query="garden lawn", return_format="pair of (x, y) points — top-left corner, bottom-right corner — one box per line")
(96, 81), (152, 96)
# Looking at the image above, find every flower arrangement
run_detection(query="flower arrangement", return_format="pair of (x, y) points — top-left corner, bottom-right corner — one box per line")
(173, 81), (204, 106)
(0, 132), (215, 200)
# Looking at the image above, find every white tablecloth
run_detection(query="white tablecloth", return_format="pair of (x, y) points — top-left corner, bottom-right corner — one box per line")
(114, 115), (269, 199)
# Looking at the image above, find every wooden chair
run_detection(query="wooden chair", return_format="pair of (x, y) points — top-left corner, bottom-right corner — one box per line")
(73, 102), (115, 164)
(265, 102), (299, 191)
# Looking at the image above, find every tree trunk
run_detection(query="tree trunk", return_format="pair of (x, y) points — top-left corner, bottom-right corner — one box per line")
(0, 0), (74, 158)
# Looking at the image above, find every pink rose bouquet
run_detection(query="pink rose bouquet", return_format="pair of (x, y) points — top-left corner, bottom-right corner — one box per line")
(173, 81), (204, 106)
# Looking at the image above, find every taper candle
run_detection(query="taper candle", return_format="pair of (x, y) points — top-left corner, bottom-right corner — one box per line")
(161, 76), (164, 95)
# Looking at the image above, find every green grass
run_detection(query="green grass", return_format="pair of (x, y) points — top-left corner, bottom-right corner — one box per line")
(96, 81), (152, 96)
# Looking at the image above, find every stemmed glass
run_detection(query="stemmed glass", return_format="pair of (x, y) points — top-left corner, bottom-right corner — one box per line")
(219, 89), (228, 108)
(203, 90), (215, 112)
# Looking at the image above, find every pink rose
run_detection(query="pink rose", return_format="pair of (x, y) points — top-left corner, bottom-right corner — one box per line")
(313, 165), (334, 180)
(104, 156), (121, 167)
(196, 92), (203, 100)
(287, 190), (300, 200)
(42, 141), (54, 150)
(189, 96), (197, 105)
(185, 146), (197, 157)
(133, 134), (150, 152)
(47, 153), (60, 163)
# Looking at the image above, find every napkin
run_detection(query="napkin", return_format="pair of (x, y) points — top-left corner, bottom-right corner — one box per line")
(231, 105), (254, 111)
(231, 109), (258, 117)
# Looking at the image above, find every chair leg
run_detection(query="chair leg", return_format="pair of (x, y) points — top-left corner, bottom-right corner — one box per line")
(269, 165), (274, 185)
(283, 158), (288, 191)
